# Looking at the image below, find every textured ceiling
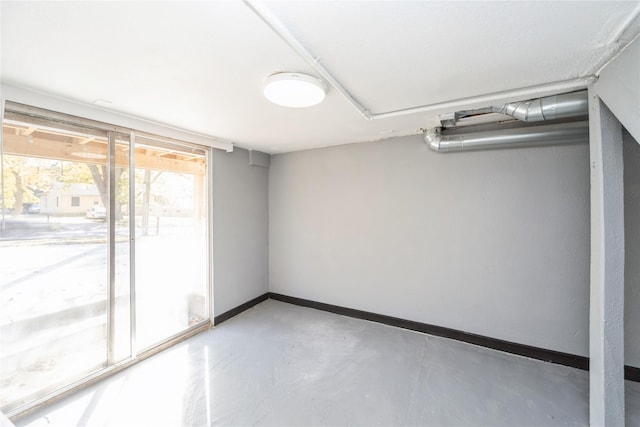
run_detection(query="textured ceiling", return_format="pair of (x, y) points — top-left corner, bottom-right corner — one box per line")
(1, 1), (639, 153)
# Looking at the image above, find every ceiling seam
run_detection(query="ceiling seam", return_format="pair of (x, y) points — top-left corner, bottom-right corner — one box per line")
(245, 0), (597, 122)
(360, 78), (596, 120)
(606, 2), (640, 45)
(593, 30), (640, 77)
(242, 0), (371, 120)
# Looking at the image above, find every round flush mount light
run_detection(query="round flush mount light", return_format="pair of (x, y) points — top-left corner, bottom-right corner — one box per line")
(263, 72), (326, 108)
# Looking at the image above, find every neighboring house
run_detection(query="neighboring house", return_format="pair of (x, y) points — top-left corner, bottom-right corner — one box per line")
(39, 182), (102, 215)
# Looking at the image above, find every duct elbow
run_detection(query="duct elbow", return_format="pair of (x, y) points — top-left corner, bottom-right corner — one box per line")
(424, 128), (443, 152)
(491, 91), (588, 122)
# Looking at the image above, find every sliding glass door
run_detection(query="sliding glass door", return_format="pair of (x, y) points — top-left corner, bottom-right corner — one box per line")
(0, 103), (210, 415)
(133, 136), (209, 351)
(0, 116), (113, 411)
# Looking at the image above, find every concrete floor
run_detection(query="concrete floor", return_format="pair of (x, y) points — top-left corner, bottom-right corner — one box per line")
(14, 299), (640, 427)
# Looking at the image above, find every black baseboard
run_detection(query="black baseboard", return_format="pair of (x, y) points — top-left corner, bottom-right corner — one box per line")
(214, 292), (269, 325)
(627, 365), (640, 382)
(268, 292), (640, 382)
(213, 292), (640, 382)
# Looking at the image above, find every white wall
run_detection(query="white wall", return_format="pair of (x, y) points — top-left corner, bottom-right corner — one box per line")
(269, 135), (591, 357)
(624, 129), (640, 369)
(597, 37), (640, 143)
(596, 35), (640, 370)
(212, 147), (269, 317)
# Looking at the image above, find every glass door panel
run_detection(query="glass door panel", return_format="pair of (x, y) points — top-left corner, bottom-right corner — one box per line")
(112, 132), (132, 363)
(134, 137), (208, 350)
(0, 105), (210, 416)
(1, 117), (110, 412)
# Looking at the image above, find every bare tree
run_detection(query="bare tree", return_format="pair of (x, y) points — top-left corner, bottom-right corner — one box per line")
(10, 170), (24, 214)
(140, 169), (163, 235)
(88, 164), (125, 220)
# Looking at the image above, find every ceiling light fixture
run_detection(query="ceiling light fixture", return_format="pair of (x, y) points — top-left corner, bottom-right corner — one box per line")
(263, 72), (326, 108)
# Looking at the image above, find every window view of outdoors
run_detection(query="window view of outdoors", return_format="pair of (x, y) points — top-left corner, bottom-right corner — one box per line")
(1, 120), (113, 412)
(0, 107), (209, 414)
(133, 137), (209, 350)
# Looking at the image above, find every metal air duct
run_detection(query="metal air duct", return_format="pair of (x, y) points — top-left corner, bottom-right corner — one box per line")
(426, 91), (589, 152)
(425, 121), (589, 153)
(490, 91), (588, 122)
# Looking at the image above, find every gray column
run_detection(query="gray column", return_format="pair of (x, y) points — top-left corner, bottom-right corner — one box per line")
(588, 89), (625, 426)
